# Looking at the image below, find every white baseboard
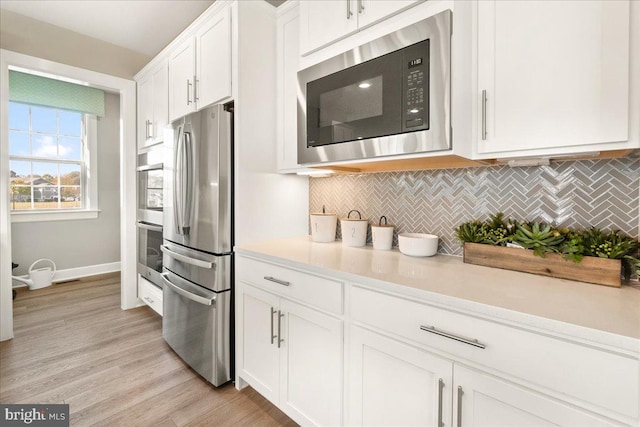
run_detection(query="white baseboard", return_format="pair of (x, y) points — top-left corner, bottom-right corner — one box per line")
(12, 261), (121, 288)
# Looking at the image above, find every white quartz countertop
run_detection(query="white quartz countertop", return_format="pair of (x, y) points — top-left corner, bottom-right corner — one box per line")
(236, 236), (640, 351)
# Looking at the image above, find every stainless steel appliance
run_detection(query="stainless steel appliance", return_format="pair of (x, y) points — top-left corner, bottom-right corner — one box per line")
(162, 102), (233, 387)
(137, 145), (164, 225)
(137, 143), (164, 287)
(137, 221), (163, 287)
(297, 10), (451, 165)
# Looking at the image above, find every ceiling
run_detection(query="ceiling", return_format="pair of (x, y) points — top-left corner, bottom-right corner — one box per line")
(0, 0), (285, 58)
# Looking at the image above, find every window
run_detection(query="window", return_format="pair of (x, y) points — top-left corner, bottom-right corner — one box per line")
(9, 102), (93, 212)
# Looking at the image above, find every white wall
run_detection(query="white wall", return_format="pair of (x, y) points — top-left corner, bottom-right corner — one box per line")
(11, 93), (121, 277)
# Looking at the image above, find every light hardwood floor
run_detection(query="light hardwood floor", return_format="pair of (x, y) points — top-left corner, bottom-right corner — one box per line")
(0, 273), (297, 427)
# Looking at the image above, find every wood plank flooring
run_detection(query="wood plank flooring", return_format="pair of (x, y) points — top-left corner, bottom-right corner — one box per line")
(0, 273), (297, 427)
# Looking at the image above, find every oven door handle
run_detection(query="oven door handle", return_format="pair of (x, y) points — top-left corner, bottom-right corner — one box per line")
(160, 245), (214, 269)
(137, 221), (163, 233)
(136, 163), (163, 172)
(161, 272), (215, 306)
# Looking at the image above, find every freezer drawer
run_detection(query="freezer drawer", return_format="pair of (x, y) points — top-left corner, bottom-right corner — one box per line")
(161, 240), (230, 292)
(161, 269), (230, 386)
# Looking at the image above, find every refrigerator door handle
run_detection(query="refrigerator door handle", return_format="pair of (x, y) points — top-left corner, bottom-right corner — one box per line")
(161, 245), (214, 269)
(174, 125), (185, 234)
(161, 272), (215, 306)
(182, 130), (194, 234)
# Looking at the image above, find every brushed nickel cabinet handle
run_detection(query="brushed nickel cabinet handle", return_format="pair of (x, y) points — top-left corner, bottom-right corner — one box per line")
(358, 0), (364, 13)
(270, 307), (277, 345)
(346, 0), (353, 19)
(420, 325), (486, 349)
(187, 79), (192, 105)
(437, 378), (444, 427)
(194, 76), (199, 102)
(457, 386), (463, 427)
(481, 89), (487, 140)
(264, 276), (290, 287)
(277, 310), (285, 348)
(144, 296), (154, 304)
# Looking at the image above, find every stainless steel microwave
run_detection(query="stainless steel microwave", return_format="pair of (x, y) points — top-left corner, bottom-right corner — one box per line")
(297, 10), (451, 165)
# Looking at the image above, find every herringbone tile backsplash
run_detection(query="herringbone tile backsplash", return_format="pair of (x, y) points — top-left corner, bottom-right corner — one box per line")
(309, 158), (640, 256)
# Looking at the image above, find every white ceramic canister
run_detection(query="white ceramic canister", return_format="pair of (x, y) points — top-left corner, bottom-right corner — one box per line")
(371, 216), (394, 250)
(310, 211), (338, 242)
(340, 210), (368, 247)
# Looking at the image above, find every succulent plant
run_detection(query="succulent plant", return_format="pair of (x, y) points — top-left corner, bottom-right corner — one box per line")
(455, 221), (487, 244)
(512, 222), (565, 258)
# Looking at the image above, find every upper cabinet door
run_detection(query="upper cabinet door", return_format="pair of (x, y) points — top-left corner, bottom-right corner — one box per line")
(137, 74), (153, 149)
(151, 60), (168, 142)
(169, 38), (196, 122)
(477, 0), (630, 154)
(357, 0), (422, 29)
(300, 0), (358, 55)
(196, 6), (232, 110)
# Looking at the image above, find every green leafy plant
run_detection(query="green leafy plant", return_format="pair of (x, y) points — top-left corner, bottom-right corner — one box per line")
(558, 230), (584, 263)
(581, 228), (640, 279)
(455, 221), (487, 244)
(512, 222), (565, 257)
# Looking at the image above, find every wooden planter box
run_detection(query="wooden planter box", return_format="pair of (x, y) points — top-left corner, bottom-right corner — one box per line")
(463, 242), (622, 287)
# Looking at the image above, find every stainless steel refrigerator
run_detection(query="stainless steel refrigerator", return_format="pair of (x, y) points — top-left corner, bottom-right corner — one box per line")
(161, 102), (233, 386)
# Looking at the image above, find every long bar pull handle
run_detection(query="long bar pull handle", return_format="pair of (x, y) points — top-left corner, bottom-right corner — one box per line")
(194, 76), (199, 102)
(346, 0), (353, 19)
(187, 79), (192, 105)
(437, 378), (444, 427)
(137, 221), (163, 233)
(174, 125), (184, 234)
(481, 90), (487, 140)
(182, 131), (194, 235)
(264, 276), (290, 287)
(146, 119), (153, 139)
(358, 0), (364, 13)
(144, 119), (149, 140)
(457, 386), (463, 427)
(160, 245), (214, 269)
(270, 307), (277, 345)
(420, 325), (486, 349)
(277, 310), (284, 348)
(161, 273), (215, 306)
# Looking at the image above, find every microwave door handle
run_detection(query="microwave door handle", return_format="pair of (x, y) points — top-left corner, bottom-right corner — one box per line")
(174, 126), (184, 234)
(137, 221), (163, 233)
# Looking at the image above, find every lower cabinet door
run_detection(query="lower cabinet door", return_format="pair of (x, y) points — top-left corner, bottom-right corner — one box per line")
(279, 299), (343, 427)
(239, 284), (281, 403)
(348, 326), (453, 427)
(453, 364), (620, 427)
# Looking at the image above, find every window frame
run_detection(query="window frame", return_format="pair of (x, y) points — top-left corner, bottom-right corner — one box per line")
(9, 103), (99, 223)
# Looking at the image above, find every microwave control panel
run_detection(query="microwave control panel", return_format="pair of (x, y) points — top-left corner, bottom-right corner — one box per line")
(402, 39), (429, 131)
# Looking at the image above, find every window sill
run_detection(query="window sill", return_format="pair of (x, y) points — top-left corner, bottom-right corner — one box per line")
(11, 209), (100, 223)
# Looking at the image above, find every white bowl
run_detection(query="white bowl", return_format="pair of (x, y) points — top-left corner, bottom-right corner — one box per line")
(398, 233), (438, 257)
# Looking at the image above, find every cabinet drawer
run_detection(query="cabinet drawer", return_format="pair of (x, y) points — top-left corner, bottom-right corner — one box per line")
(351, 285), (639, 420)
(138, 275), (163, 316)
(237, 256), (343, 314)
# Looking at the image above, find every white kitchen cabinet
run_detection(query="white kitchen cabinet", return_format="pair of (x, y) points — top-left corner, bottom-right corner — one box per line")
(195, 7), (232, 109)
(276, 2), (302, 172)
(453, 365), (619, 427)
(350, 284), (639, 425)
(137, 60), (168, 150)
(236, 256), (344, 426)
(168, 38), (196, 122)
(299, 0), (422, 55)
(137, 275), (162, 316)
(348, 325), (453, 427)
(476, 0), (632, 155)
(168, 5), (231, 122)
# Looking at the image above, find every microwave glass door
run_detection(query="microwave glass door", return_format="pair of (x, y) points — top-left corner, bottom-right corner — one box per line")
(138, 165), (163, 212)
(137, 221), (163, 287)
(306, 39), (429, 147)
